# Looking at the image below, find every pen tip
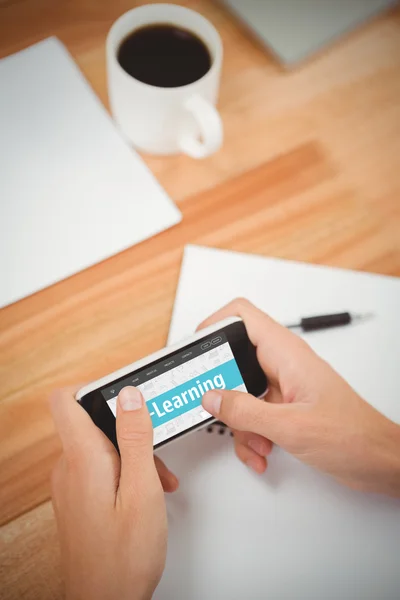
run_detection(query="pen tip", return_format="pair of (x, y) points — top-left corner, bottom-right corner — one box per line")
(352, 312), (374, 323)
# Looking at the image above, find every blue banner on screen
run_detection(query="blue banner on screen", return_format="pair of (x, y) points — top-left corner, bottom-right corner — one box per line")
(147, 359), (244, 428)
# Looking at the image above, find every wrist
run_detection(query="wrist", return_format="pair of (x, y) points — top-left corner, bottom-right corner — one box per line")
(383, 420), (400, 495)
(369, 416), (400, 497)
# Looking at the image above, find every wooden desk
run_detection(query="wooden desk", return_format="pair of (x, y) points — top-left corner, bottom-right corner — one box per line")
(0, 1), (399, 597)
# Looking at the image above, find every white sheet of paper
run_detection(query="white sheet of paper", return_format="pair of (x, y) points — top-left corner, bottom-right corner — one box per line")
(154, 245), (400, 600)
(0, 37), (181, 309)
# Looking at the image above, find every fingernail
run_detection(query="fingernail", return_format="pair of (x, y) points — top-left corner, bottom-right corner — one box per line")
(248, 439), (269, 457)
(119, 387), (143, 411)
(246, 457), (264, 474)
(202, 391), (222, 415)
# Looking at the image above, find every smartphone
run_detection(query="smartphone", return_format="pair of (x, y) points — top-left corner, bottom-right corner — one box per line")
(76, 317), (268, 450)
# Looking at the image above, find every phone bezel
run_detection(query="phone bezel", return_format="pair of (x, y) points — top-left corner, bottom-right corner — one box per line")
(77, 319), (267, 450)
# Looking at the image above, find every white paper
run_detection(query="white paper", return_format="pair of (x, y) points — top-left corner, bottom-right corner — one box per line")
(155, 245), (400, 600)
(0, 38), (181, 308)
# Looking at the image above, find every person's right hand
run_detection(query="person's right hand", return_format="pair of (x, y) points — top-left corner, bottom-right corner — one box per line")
(199, 299), (400, 497)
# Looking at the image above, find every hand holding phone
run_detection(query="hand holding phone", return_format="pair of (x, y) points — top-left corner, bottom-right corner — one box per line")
(197, 299), (400, 496)
(50, 383), (170, 600)
(77, 317), (268, 450)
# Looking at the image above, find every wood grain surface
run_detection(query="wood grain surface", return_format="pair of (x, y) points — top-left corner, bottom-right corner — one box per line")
(1, 0), (400, 598)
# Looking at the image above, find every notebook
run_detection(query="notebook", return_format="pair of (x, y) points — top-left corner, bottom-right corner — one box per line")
(221, 0), (396, 66)
(154, 245), (400, 600)
(0, 38), (181, 309)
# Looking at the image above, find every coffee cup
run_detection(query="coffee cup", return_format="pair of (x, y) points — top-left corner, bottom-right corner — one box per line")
(106, 4), (223, 158)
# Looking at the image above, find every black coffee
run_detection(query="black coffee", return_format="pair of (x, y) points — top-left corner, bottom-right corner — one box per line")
(117, 24), (212, 88)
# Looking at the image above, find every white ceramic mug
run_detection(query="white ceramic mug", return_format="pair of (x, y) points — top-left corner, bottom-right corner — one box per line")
(106, 4), (223, 158)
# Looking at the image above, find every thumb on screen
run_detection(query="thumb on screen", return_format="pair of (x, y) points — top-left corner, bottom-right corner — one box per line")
(202, 388), (288, 445)
(116, 386), (160, 501)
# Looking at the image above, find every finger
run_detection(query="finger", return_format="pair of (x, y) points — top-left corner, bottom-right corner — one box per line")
(50, 456), (65, 513)
(233, 430), (273, 457)
(202, 388), (290, 445)
(154, 455), (179, 493)
(116, 387), (160, 502)
(50, 386), (114, 456)
(233, 437), (267, 474)
(197, 298), (313, 381)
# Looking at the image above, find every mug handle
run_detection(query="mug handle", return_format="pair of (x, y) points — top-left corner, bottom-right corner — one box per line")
(178, 95), (223, 159)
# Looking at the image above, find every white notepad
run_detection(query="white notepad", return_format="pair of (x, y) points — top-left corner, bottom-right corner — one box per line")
(155, 245), (400, 600)
(0, 38), (181, 309)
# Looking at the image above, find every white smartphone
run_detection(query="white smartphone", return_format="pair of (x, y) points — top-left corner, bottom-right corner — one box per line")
(76, 317), (268, 450)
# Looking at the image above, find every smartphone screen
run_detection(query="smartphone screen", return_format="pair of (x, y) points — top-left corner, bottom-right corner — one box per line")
(102, 332), (247, 446)
(78, 320), (267, 450)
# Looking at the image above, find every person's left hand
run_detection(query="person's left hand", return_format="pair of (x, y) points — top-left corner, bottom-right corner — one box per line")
(51, 385), (178, 600)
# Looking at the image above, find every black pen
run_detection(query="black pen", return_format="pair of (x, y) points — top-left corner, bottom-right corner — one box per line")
(285, 311), (373, 332)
